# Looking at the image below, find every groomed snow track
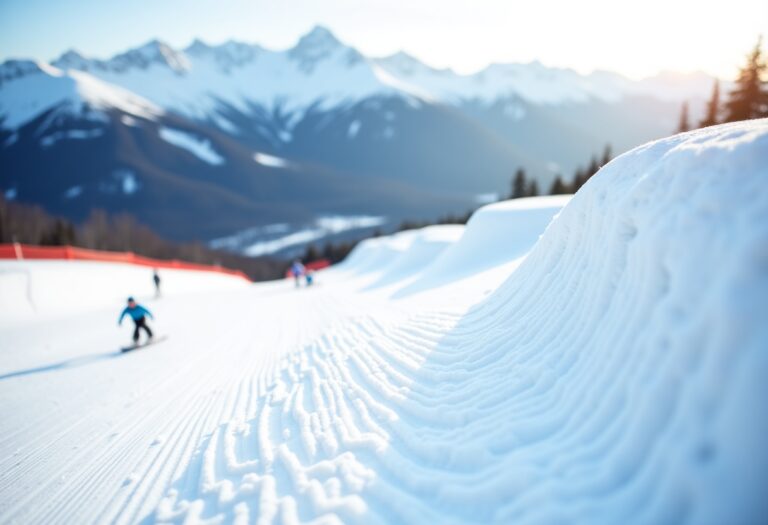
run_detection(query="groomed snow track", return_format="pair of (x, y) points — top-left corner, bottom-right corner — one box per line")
(1, 120), (767, 524)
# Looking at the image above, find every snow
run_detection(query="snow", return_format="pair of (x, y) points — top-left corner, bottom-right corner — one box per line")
(253, 152), (290, 168)
(211, 215), (387, 256)
(51, 29), (395, 127)
(243, 229), (328, 257)
(40, 128), (103, 148)
(211, 114), (238, 134)
(0, 261), (248, 324)
(1, 120), (767, 523)
(63, 185), (83, 199)
(158, 126), (225, 165)
(0, 62), (161, 130)
(474, 192), (498, 204)
(116, 169), (139, 194)
(347, 119), (361, 138)
(120, 115), (139, 127)
(315, 215), (386, 233)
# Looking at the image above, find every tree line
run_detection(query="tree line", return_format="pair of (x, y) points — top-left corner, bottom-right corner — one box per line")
(510, 144), (613, 199)
(300, 144), (613, 265)
(677, 37), (768, 132)
(0, 195), (286, 281)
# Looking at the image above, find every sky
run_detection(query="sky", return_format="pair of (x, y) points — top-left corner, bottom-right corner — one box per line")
(0, 0), (766, 80)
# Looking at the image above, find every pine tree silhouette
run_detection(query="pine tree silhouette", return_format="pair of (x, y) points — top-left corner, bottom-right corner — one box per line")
(511, 168), (527, 199)
(724, 37), (768, 122)
(677, 101), (691, 132)
(700, 80), (721, 127)
(549, 176), (568, 195)
(526, 180), (539, 197)
(601, 144), (612, 167)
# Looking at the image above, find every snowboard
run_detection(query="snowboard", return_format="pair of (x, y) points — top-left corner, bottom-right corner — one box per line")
(121, 335), (168, 353)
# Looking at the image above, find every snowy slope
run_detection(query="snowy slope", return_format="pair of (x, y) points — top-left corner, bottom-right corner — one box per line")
(0, 261), (249, 325)
(0, 120), (766, 524)
(397, 195), (571, 296)
(0, 60), (161, 130)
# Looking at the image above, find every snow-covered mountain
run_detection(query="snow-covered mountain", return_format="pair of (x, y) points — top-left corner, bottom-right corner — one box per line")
(0, 25), (719, 248)
(46, 27), (395, 129)
(35, 26), (714, 126)
(0, 60), (161, 129)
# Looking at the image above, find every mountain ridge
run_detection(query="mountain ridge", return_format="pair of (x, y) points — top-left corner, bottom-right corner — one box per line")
(0, 25), (721, 254)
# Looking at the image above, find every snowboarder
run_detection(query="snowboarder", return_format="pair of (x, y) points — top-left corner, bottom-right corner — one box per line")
(119, 297), (154, 345)
(153, 269), (161, 298)
(290, 260), (305, 288)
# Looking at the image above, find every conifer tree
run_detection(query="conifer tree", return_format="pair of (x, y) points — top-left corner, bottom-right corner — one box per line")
(700, 80), (721, 127)
(549, 176), (567, 195)
(724, 37), (768, 122)
(586, 155), (600, 178)
(677, 101), (691, 132)
(526, 180), (539, 197)
(511, 168), (527, 199)
(570, 167), (585, 193)
(601, 144), (612, 167)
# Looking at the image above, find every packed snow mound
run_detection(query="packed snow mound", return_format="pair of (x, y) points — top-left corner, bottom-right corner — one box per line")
(390, 195), (570, 296)
(338, 229), (422, 277)
(362, 225), (465, 290)
(438, 119), (767, 523)
(0, 260), (248, 324)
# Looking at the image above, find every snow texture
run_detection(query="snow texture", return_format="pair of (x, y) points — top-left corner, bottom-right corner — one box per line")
(158, 126), (225, 165)
(63, 185), (83, 199)
(40, 128), (104, 148)
(253, 152), (290, 168)
(0, 120), (766, 524)
(0, 62), (161, 130)
(347, 120), (362, 138)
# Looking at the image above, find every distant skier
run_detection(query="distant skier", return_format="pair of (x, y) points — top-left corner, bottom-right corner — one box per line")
(153, 269), (161, 298)
(290, 260), (305, 288)
(119, 297), (154, 345)
(305, 269), (315, 287)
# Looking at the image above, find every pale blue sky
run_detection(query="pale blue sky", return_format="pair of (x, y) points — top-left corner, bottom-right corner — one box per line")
(1, 0), (766, 79)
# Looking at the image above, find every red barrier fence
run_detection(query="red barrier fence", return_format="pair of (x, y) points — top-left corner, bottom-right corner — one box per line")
(0, 243), (252, 282)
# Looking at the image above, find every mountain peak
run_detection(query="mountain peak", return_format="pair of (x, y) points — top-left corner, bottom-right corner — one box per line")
(52, 49), (92, 71)
(184, 39), (260, 72)
(296, 25), (341, 49)
(376, 51), (444, 76)
(289, 25), (354, 73)
(185, 38), (211, 55)
(0, 59), (48, 86)
(107, 39), (189, 74)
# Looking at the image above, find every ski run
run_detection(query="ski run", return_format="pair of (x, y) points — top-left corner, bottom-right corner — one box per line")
(1, 119), (767, 524)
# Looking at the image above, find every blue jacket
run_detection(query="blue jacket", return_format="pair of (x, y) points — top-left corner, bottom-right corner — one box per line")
(119, 305), (153, 325)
